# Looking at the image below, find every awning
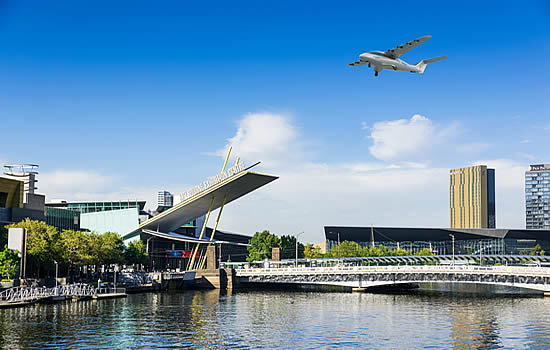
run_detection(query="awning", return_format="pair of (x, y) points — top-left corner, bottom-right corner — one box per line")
(142, 229), (250, 247)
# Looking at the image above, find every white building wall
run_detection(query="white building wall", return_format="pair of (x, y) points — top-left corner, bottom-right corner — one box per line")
(80, 208), (139, 237)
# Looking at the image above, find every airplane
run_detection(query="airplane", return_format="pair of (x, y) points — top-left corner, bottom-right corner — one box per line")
(348, 35), (447, 77)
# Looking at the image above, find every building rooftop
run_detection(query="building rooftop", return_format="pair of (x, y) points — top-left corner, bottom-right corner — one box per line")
(324, 226), (550, 242)
(528, 164), (550, 172)
(46, 200), (147, 211)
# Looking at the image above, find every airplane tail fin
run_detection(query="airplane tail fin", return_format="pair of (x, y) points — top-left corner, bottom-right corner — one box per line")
(415, 56), (448, 73)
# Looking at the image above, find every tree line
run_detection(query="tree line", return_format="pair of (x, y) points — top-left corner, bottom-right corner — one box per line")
(246, 230), (434, 262)
(305, 241), (433, 259)
(247, 230), (305, 262)
(0, 219), (148, 279)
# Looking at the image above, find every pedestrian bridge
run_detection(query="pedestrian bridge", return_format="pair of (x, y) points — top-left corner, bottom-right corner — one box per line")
(236, 265), (550, 293)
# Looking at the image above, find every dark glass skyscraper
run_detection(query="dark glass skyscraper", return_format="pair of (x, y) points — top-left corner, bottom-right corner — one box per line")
(487, 168), (496, 229)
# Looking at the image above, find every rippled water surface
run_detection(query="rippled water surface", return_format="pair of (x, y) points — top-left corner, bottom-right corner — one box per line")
(1, 290), (550, 349)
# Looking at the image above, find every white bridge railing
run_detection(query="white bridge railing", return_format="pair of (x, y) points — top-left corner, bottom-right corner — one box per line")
(0, 283), (123, 304)
(236, 265), (550, 277)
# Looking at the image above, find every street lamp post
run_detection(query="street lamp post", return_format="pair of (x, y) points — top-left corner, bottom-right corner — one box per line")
(295, 231), (304, 268)
(54, 260), (58, 295)
(114, 265), (117, 292)
(449, 234), (455, 266)
(146, 237), (154, 272)
(337, 232), (341, 266)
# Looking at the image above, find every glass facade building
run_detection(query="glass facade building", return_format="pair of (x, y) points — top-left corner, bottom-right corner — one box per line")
(325, 226), (550, 256)
(526, 164), (550, 229)
(45, 207), (80, 231)
(66, 201), (145, 213)
(46, 200), (146, 214)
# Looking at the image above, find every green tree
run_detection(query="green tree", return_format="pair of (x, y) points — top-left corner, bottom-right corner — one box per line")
(124, 239), (149, 266)
(415, 248), (434, 256)
(0, 245), (19, 279)
(91, 232), (125, 265)
(59, 229), (92, 266)
(530, 244), (543, 256)
(0, 226), (8, 248)
(7, 219), (62, 275)
(304, 244), (323, 259)
(280, 235), (304, 259)
(330, 241), (362, 258)
(247, 230), (281, 262)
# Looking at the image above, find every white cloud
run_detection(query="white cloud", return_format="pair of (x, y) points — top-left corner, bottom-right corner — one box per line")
(368, 114), (448, 161)
(216, 112), (301, 168)
(520, 139), (531, 144)
(361, 121), (369, 130)
(40, 170), (116, 200)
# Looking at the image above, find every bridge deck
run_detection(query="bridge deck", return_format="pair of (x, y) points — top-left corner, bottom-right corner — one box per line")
(237, 265), (550, 292)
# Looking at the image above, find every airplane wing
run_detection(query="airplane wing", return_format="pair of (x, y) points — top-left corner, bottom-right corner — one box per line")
(348, 60), (366, 67)
(384, 35), (432, 59)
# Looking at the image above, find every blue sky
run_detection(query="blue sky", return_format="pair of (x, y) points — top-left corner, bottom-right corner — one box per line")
(1, 1), (549, 240)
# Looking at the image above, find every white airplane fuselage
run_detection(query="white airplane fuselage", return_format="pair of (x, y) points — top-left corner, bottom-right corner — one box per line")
(359, 51), (419, 73)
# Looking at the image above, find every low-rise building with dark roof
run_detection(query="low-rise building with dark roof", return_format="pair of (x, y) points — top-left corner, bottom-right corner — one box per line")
(324, 226), (550, 256)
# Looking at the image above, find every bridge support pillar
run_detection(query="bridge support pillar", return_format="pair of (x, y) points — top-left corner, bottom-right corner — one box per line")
(207, 245), (217, 270)
(272, 248), (281, 261)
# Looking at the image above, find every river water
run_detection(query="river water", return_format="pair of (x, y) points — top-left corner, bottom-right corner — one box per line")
(1, 289), (550, 349)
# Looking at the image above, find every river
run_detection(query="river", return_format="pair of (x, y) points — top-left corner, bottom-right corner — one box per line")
(1, 289), (550, 349)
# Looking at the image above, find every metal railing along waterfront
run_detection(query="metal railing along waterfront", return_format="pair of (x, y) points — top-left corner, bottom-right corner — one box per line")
(236, 265), (550, 278)
(0, 286), (51, 303)
(0, 283), (123, 304)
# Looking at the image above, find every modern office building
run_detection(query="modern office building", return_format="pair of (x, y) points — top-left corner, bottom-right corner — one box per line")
(45, 207), (80, 231)
(0, 176), (25, 224)
(324, 226), (550, 256)
(45, 200), (149, 236)
(525, 164), (550, 229)
(450, 165), (495, 229)
(1, 164), (47, 224)
(157, 191), (174, 208)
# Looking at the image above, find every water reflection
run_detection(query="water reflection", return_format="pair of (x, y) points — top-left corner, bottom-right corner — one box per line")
(449, 300), (501, 349)
(0, 290), (549, 349)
